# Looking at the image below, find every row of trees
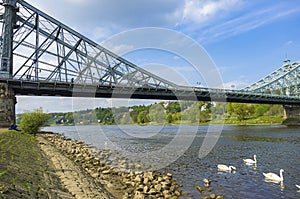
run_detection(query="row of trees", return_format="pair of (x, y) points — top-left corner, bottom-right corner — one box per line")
(16, 102), (285, 135)
(226, 103), (283, 121)
(46, 102), (284, 125)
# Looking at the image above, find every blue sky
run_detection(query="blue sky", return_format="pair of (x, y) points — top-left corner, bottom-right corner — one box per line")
(16, 0), (300, 113)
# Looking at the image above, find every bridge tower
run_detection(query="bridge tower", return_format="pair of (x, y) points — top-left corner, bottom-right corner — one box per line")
(0, 0), (17, 127)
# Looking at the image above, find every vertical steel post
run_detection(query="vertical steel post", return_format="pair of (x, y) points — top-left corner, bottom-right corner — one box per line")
(35, 13), (39, 81)
(0, 0), (17, 78)
(0, 0), (17, 127)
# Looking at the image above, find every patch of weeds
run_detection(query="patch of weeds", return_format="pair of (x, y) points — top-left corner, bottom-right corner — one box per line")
(0, 171), (7, 178)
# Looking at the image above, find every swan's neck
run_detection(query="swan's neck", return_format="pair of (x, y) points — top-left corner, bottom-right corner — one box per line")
(279, 170), (284, 180)
(254, 156), (257, 162)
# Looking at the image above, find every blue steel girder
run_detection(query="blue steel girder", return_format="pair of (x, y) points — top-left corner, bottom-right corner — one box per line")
(0, 0), (178, 90)
(1, 0), (300, 105)
(243, 61), (300, 96)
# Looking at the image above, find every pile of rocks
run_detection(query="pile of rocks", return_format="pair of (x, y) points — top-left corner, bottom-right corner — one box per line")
(41, 133), (183, 199)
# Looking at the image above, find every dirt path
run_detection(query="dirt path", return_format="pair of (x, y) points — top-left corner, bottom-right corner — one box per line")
(37, 136), (113, 199)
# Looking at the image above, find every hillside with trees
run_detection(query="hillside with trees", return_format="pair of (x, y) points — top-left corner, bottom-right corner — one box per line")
(44, 101), (284, 126)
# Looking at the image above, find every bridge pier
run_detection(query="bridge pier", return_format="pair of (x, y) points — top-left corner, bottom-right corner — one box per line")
(0, 83), (16, 128)
(283, 105), (300, 126)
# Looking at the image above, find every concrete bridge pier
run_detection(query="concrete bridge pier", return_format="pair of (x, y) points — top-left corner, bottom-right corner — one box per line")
(283, 105), (300, 126)
(0, 83), (16, 128)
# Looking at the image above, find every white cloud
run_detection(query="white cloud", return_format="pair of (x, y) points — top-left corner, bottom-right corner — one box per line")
(197, 4), (300, 43)
(101, 42), (135, 55)
(25, 0), (299, 45)
(91, 27), (114, 42)
(284, 40), (293, 46)
(182, 0), (241, 25)
(222, 80), (249, 89)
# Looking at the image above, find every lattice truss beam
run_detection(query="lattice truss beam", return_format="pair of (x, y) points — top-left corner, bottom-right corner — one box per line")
(243, 61), (300, 96)
(0, 0), (177, 89)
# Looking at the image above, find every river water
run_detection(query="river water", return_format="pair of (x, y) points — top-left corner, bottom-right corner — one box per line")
(43, 124), (300, 199)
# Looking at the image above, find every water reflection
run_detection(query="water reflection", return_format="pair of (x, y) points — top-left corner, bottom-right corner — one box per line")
(264, 179), (285, 190)
(217, 170), (237, 174)
(245, 162), (257, 170)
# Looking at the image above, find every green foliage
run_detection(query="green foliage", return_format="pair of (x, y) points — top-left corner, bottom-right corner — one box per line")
(95, 108), (114, 124)
(45, 101), (285, 126)
(19, 108), (50, 134)
(230, 103), (255, 121)
(182, 103), (200, 123)
(254, 104), (270, 117)
(137, 110), (150, 124)
(166, 113), (173, 123)
(267, 104), (284, 116)
(149, 103), (166, 123)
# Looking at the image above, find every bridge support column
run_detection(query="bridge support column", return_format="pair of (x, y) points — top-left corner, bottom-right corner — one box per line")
(0, 83), (16, 128)
(282, 105), (300, 126)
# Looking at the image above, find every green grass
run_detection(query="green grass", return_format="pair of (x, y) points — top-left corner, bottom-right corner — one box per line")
(220, 115), (284, 125)
(0, 129), (56, 198)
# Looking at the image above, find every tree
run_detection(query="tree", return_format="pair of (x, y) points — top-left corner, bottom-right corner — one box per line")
(137, 110), (150, 124)
(254, 104), (270, 117)
(182, 103), (200, 123)
(166, 113), (173, 123)
(149, 104), (166, 123)
(267, 105), (284, 116)
(20, 108), (50, 135)
(231, 103), (254, 121)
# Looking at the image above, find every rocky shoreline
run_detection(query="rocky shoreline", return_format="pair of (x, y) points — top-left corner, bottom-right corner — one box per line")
(38, 132), (183, 199)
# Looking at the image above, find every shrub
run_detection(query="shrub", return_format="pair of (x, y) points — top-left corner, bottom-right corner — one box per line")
(19, 108), (50, 135)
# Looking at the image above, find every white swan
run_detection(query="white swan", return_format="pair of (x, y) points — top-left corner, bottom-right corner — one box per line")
(217, 164), (236, 172)
(296, 184), (300, 189)
(243, 154), (257, 164)
(263, 169), (284, 182)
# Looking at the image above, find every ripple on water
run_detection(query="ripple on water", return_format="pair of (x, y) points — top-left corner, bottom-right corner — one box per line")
(43, 125), (300, 198)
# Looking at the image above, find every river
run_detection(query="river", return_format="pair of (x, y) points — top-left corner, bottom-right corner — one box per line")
(43, 124), (300, 199)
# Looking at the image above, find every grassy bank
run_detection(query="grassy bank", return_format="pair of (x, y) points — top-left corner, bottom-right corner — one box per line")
(0, 129), (69, 198)
(210, 115), (284, 125)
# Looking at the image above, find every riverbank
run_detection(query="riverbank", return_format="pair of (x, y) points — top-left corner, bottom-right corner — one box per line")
(49, 116), (285, 128)
(0, 129), (227, 199)
(0, 129), (73, 198)
(0, 129), (184, 198)
(38, 132), (183, 198)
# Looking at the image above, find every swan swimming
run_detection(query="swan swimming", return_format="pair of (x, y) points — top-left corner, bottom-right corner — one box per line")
(217, 164), (236, 172)
(263, 169), (284, 182)
(243, 154), (257, 164)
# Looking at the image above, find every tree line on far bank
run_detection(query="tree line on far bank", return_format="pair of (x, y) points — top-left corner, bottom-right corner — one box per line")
(14, 102), (284, 135)
(44, 102), (284, 126)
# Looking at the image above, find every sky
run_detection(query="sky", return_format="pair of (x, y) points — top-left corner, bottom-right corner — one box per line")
(14, 0), (300, 113)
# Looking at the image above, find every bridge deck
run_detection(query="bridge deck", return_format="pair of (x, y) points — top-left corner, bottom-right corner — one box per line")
(2, 79), (300, 105)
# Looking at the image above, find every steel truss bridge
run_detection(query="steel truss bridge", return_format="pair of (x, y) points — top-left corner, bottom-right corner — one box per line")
(0, 0), (300, 105)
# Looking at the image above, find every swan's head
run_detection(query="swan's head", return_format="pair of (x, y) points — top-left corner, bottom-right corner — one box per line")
(229, 166), (237, 170)
(280, 169), (284, 173)
(253, 155), (257, 159)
